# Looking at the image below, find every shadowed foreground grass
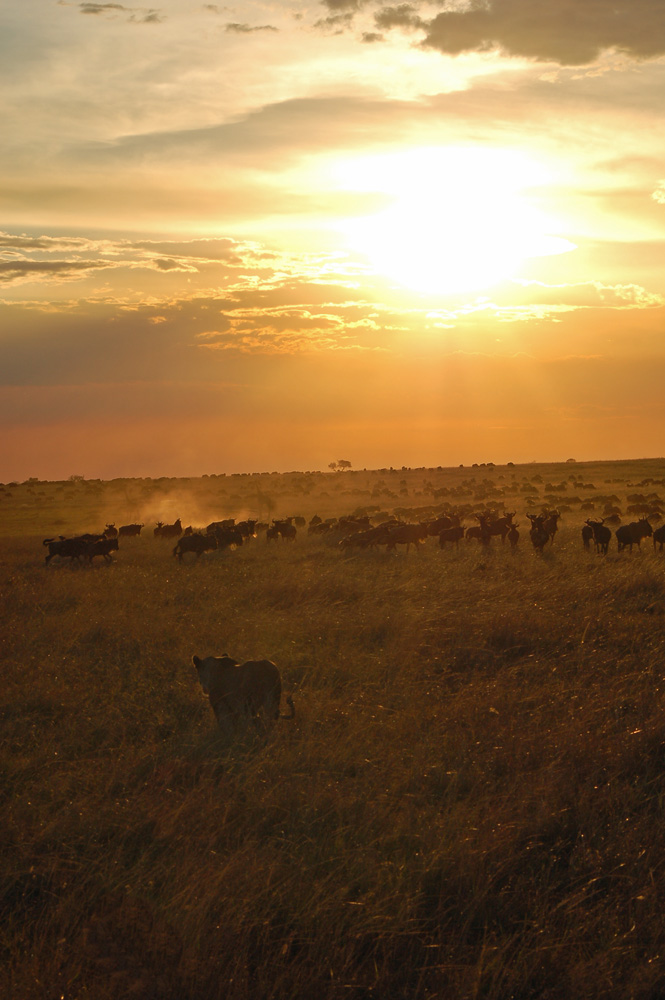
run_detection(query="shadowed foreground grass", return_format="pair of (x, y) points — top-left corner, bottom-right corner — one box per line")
(3, 523), (665, 999)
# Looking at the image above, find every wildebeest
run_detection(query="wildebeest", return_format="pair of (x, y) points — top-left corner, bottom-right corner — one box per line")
(486, 512), (516, 543)
(155, 518), (183, 539)
(586, 518), (611, 555)
(103, 523), (118, 538)
(466, 514), (493, 546)
(653, 524), (665, 552)
(308, 520), (332, 535)
(236, 519), (257, 540)
(118, 523), (143, 537)
(425, 514), (460, 536)
(507, 523), (520, 548)
(43, 533), (103, 565)
(438, 524), (465, 549)
(281, 523), (297, 541)
(173, 532), (218, 561)
(582, 523), (594, 550)
(87, 536), (119, 563)
(207, 518), (235, 534)
(271, 519), (297, 541)
(337, 515), (371, 534)
(616, 518), (652, 552)
(385, 522), (428, 554)
(526, 514), (549, 552)
(211, 525), (243, 550)
(541, 511), (561, 544)
(339, 525), (390, 550)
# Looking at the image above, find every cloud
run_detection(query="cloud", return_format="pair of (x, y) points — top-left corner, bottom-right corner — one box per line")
(374, 5), (424, 32)
(0, 259), (112, 285)
(224, 23), (278, 35)
(68, 94), (423, 176)
(79, 2), (128, 13)
(0, 233), (261, 287)
(78, 2), (163, 21)
(418, 0), (665, 66)
(321, 0), (366, 10)
(58, 62), (664, 188)
(149, 257), (199, 272)
(504, 279), (665, 310)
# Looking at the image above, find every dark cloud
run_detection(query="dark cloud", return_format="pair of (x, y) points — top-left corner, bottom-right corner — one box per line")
(321, 0), (366, 10)
(0, 234), (58, 250)
(224, 23), (278, 34)
(133, 238), (244, 262)
(78, 2), (163, 22)
(79, 2), (127, 12)
(314, 12), (356, 31)
(149, 257), (198, 272)
(0, 259), (111, 283)
(374, 5), (424, 32)
(418, 0), (665, 66)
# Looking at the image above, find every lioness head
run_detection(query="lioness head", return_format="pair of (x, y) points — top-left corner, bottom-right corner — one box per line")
(193, 653), (237, 693)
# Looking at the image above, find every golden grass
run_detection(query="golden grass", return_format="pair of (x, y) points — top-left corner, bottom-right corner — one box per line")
(3, 459), (665, 998)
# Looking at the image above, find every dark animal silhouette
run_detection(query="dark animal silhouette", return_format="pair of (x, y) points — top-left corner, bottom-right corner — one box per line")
(173, 533), (218, 561)
(616, 518), (652, 552)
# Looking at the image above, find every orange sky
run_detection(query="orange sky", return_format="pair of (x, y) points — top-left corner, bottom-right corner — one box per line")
(1, 1), (665, 480)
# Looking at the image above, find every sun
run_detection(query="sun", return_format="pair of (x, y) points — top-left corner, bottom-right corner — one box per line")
(333, 147), (575, 294)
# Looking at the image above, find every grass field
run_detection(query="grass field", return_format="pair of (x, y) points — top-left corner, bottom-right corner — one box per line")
(3, 458), (665, 999)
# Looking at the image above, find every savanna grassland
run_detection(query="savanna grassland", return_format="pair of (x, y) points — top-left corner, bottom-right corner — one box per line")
(4, 458), (665, 1000)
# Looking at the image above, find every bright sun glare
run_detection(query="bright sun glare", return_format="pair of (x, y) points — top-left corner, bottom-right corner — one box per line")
(334, 147), (575, 294)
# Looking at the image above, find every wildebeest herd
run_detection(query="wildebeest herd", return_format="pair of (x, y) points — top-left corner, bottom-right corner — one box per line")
(41, 505), (665, 565)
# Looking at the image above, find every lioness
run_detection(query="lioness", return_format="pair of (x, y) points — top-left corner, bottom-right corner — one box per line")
(193, 653), (295, 735)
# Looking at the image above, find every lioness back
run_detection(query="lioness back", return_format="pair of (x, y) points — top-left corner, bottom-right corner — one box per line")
(235, 659), (282, 716)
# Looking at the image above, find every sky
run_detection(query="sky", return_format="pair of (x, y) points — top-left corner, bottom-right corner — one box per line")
(1, 0), (665, 481)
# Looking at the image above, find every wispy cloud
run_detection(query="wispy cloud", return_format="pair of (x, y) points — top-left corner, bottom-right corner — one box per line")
(224, 22), (278, 34)
(0, 260), (112, 284)
(78, 2), (164, 22)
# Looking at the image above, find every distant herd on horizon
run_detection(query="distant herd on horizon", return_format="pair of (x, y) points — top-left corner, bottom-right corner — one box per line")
(41, 502), (665, 566)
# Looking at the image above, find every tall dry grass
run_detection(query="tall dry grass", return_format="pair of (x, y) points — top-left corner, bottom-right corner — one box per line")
(3, 464), (665, 998)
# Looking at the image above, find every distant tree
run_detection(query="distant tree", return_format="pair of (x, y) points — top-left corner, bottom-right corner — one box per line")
(328, 462), (338, 471)
(68, 474), (85, 482)
(337, 459), (352, 470)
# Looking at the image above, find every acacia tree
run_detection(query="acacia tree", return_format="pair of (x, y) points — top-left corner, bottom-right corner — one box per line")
(337, 459), (352, 470)
(328, 462), (338, 471)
